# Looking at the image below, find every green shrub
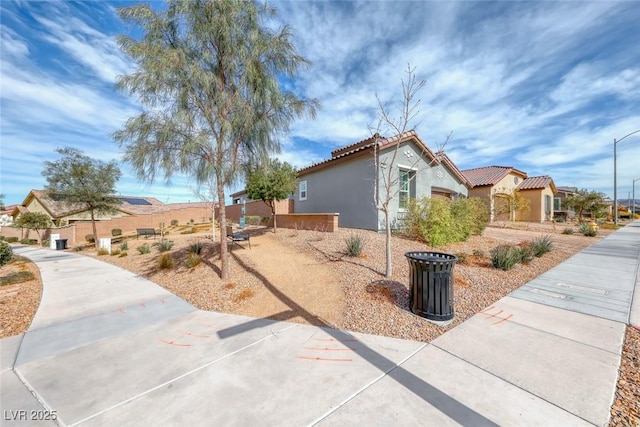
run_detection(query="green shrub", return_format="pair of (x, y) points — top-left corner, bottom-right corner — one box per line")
(110, 248), (121, 256)
(530, 235), (553, 257)
(188, 242), (204, 255)
(120, 241), (128, 251)
(186, 253), (202, 268)
(0, 241), (12, 267)
(119, 251), (128, 257)
(158, 253), (174, 269)
(404, 197), (489, 247)
(137, 244), (150, 254)
(344, 233), (367, 257)
(245, 215), (261, 226)
(97, 248), (109, 256)
(5, 237), (18, 243)
(41, 239), (50, 248)
(85, 234), (95, 243)
(516, 245), (534, 264)
(170, 219), (178, 226)
(562, 227), (574, 235)
(157, 240), (174, 252)
(20, 238), (37, 245)
(490, 244), (521, 270)
(472, 249), (485, 258)
(111, 228), (122, 237)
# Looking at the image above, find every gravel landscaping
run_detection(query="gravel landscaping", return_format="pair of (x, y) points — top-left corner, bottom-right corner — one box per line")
(0, 221), (637, 424)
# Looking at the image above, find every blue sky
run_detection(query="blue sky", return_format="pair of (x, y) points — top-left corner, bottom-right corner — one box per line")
(1, 1), (639, 207)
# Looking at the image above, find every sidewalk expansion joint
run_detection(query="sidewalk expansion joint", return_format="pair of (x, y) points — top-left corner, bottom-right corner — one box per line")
(431, 343), (603, 426)
(66, 323), (299, 427)
(307, 342), (429, 426)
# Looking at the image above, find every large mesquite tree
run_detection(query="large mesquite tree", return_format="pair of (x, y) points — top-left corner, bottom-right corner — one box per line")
(113, 0), (317, 279)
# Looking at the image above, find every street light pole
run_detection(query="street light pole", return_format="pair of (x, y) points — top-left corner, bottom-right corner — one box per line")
(613, 129), (640, 225)
(633, 177), (640, 219)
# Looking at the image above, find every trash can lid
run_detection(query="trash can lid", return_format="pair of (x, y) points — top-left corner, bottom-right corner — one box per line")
(405, 251), (457, 262)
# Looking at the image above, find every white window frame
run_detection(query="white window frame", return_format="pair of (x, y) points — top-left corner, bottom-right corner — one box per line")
(299, 180), (307, 201)
(398, 169), (412, 211)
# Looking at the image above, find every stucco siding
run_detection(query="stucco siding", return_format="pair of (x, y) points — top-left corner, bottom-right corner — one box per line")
(377, 141), (468, 230)
(296, 155), (377, 230)
(518, 187), (555, 222)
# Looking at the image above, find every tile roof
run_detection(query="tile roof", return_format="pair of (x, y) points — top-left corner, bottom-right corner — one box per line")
(461, 166), (527, 188)
(299, 131), (439, 176)
(517, 175), (555, 191)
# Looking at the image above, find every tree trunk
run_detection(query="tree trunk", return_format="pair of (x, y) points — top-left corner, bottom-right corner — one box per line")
(271, 200), (277, 233)
(90, 208), (99, 250)
(217, 181), (229, 279)
(384, 208), (392, 278)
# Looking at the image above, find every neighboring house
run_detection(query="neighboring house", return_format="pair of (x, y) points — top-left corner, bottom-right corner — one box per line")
(554, 186), (577, 219)
(0, 205), (17, 227)
(13, 189), (167, 226)
(461, 166), (557, 222)
(230, 190), (251, 205)
(515, 176), (557, 222)
(295, 131), (470, 230)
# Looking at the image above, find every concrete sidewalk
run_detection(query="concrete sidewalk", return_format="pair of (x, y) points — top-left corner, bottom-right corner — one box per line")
(2, 222), (638, 426)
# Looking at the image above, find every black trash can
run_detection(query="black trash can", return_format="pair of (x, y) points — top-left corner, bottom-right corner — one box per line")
(55, 239), (68, 250)
(405, 251), (457, 321)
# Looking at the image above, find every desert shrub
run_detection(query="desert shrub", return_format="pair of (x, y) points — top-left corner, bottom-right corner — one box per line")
(455, 252), (469, 264)
(515, 245), (535, 264)
(1, 271), (35, 286)
(260, 216), (270, 226)
(0, 240), (12, 267)
(472, 249), (485, 258)
(245, 215), (261, 226)
(20, 238), (37, 245)
(188, 242), (204, 255)
(137, 244), (150, 254)
(186, 253), (202, 268)
(5, 237), (19, 243)
(490, 244), (521, 270)
(344, 232), (367, 257)
(111, 228), (122, 237)
(110, 248), (121, 256)
(450, 197), (490, 240)
(158, 253), (174, 269)
(578, 223), (598, 237)
(41, 239), (50, 248)
(119, 252), (128, 257)
(170, 219), (178, 226)
(97, 248), (109, 256)
(530, 235), (553, 257)
(85, 234), (95, 243)
(555, 216), (566, 223)
(120, 241), (128, 251)
(599, 223), (619, 230)
(562, 227), (574, 235)
(157, 240), (174, 252)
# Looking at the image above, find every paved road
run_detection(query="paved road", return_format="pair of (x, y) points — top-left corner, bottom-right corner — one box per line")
(2, 222), (639, 426)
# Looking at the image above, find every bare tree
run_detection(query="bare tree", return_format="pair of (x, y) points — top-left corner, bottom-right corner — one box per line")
(371, 64), (450, 278)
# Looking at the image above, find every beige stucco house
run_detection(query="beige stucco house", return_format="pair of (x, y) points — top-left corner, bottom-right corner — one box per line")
(461, 166), (557, 223)
(13, 190), (166, 226)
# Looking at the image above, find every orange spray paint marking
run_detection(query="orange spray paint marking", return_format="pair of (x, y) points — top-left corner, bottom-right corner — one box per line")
(140, 302), (146, 308)
(479, 306), (495, 313)
(177, 330), (210, 338)
(158, 297), (165, 303)
(159, 338), (191, 347)
(312, 338), (358, 342)
(492, 314), (513, 325)
(118, 308), (126, 315)
(295, 356), (352, 362)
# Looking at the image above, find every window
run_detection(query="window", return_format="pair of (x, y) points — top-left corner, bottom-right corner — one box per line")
(554, 197), (561, 211)
(398, 170), (414, 210)
(299, 180), (307, 201)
